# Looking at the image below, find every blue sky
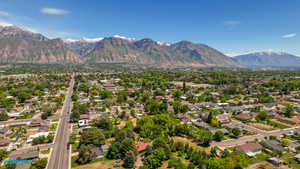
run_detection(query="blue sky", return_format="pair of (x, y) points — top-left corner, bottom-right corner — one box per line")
(0, 0), (299, 56)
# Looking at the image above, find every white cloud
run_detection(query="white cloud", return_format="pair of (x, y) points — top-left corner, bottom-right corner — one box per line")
(0, 11), (10, 17)
(223, 20), (240, 30)
(40, 8), (69, 15)
(281, 33), (297, 38)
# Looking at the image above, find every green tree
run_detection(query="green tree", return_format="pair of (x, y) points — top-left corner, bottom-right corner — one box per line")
(256, 111), (269, 121)
(80, 128), (105, 146)
(93, 117), (113, 130)
(213, 131), (224, 142)
(232, 128), (241, 137)
(0, 149), (9, 162)
(30, 158), (47, 169)
(77, 144), (95, 164)
(123, 151), (136, 168)
(106, 141), (122, 160)
(0, 112), (9, 121)
(284, 104), (294, 118)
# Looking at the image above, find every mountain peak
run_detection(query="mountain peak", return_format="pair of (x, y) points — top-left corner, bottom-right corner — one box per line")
(112, 35), (136, 42)
(64, 37), (104, 43)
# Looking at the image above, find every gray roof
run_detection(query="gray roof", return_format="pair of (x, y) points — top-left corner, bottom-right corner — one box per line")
(261, 140), (285, 152)
(9, 151), (39, 160)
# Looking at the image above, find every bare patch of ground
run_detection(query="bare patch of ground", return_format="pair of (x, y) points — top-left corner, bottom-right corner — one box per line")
(249, 123), (276, 131)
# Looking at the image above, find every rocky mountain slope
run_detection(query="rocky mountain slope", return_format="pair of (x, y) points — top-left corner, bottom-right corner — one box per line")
(234, 51), (300, 67)
(0, 24), (240, 67)
(0, 24), (81, 64)
(67, 36), (239, 67)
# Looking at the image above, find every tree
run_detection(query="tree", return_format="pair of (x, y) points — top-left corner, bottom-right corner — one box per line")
(93, 117), (113, 130)
(77, 144), (95, 164)
(0, 112), (9, 121)
(31, 158), (47, 169)
(284, 104), (294, 118)
(80, 128), (105, 146)
(256, 111), (269, 121)
(213, 131), (224, 142)
(106, 141), (122, 160)
(117, 91), (128, 103)
(232, 128), (241, 137)
(71, 93), (79, 101)
(70, 111), (80, 122)
(281, 139), (290, 147)
(0, 149), (9, 162)
(172, 90), (183, 99)
(120, 138), (137, 159)
(123, 151), (136, 168)
(115, 128), (135, 142)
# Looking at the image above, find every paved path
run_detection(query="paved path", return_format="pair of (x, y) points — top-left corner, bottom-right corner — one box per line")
(47, 74), (74, 169)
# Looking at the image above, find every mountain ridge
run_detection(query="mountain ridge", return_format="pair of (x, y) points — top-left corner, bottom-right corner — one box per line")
(0, 24), (240, 67)
(234, 51), (300, 67)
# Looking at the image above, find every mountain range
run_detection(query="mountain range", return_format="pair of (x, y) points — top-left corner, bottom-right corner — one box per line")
(0, 24), (239, 67)
(234, 51), (300, 68)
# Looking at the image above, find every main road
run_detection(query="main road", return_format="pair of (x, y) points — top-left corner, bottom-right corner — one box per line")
(47, 73), (75, 169)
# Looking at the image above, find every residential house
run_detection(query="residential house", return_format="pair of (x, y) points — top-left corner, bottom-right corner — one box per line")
(261, 140), (285, 152)
(78, 120), (89, 128)
(235, 113), (254, 121)
(0, 127), (9, 135)
(27, 132), (49, 143)
(267, 157), (283, 166)
(216, 114), (231, 124)
(294, 154), (300, 162)
(9, 150), (39, 160)
(91, 147), (104, 159)
(136, 142), (149, 152)
(236, 143), (262, 157)
(0, 137), (10, 147)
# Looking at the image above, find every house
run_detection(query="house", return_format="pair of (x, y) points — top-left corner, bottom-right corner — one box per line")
(235, 113), (254, 121)
(30, 119), (47, 127)
(7, 111), (22, 118)
(236, 143), (262, 157)
(101, 144), (109, 152)
(79, 114), (90, 120)
(38, 125), (49, 132)
(9, 150), (39, 160)
(294, 154), (300, 162)
(0, 127), (9, 135)
(78, 120), (89, 128)
(216, 114), (231, 124)
(0, 137), (10, 147)
(91, 147), (104, 158)
(27, 132), (49, 143)
(9, 122), (30, 127)
(261, 140), (285, 152)
(267, 157), (283, 166)
(136, 142), (149, 152)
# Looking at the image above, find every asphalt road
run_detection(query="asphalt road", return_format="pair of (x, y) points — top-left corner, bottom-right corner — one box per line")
(47, 74), (74, 169)
(212, 125), (300, 148)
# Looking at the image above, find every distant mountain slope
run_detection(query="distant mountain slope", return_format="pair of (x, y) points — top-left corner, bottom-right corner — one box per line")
(0, 24), (240, 67)
(83, 37), (240, 67)
(0, 25), (81, 64)
(235, 51), (300, 67)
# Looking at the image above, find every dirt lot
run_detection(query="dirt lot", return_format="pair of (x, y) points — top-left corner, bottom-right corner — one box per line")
(73, 160), (123, 169)
(246, 161), (291, 169)
(249, 123), (276, 131)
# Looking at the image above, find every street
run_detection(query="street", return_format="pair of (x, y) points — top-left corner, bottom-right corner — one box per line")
(47, 74), (74, 169)
(212, 124), (300, 148)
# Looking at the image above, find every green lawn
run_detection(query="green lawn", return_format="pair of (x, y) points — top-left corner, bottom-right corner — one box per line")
(286, 157), (300, 169)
